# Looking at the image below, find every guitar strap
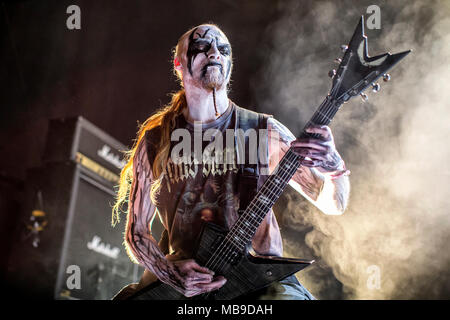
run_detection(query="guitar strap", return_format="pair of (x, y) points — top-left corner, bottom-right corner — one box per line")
(234, 106), (272, 216)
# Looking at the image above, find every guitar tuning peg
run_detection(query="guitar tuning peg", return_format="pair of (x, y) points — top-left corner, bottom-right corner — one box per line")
(372, 83), (381, 92)
(334, 58), (342, 64)
(340, 45), (348, 52)
(328, 69), (336, 78)
(383, 74), (391, 82)
(360, 93), (368, 102)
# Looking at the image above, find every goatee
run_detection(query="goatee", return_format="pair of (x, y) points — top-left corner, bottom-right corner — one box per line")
(201, 63), (225, 89)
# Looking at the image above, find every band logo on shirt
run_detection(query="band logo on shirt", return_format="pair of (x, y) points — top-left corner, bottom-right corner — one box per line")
(162, 125), (280, 191)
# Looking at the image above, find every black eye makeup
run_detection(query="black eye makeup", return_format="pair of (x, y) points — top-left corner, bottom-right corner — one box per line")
(218, 45), (231, 56)
(193, 40), (230, 56)
(187, 28), (231, 75)
(192, 40), (211, 52)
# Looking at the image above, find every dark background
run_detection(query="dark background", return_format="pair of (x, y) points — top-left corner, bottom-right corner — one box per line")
(1, 0), (280, 181)
(0, 0), (296, 299)
(2, 0), (449, 300)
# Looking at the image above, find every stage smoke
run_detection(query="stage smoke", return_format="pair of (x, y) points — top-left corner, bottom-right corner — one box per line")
(253, 0), (450, 299)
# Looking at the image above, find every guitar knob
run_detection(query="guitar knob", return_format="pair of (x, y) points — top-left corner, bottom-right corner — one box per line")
(383, 74), (391, 82)
(328, 69), (336, 78)
(340, 45), (348, 52)
(360, 93), (368, 102)
(372, 83), (381, 92)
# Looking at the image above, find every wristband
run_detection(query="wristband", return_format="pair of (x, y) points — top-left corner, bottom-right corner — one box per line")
(330, 161), (351, 180)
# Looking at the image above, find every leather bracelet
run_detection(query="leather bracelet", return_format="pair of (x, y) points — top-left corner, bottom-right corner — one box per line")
(330, 161), (351, 180)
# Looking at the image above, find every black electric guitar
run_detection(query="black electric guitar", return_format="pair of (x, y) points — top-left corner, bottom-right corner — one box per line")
(129, 16), (410, 300)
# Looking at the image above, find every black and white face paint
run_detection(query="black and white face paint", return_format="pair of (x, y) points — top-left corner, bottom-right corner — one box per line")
(186, 26), (232, 90)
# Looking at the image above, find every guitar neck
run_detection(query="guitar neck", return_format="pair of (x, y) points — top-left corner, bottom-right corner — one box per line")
(222, 95), (343, 252)
(300, 94), (342, 137)
(203, 14), (411, 267)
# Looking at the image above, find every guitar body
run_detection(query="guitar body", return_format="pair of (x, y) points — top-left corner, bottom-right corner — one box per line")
(129, 223), (313, 300)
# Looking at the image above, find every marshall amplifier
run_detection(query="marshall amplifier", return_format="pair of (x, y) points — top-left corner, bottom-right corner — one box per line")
(7, 117), (162, 300)
(42, 116), (127, 184)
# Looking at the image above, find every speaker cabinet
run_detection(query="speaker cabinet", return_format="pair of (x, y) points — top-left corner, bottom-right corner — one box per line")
(7, 117), (151, 299)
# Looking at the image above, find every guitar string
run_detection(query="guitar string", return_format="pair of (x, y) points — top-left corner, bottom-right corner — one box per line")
(219, 153), (297, 252)
(203, 135), (301, 270)
(208, 143), (316, 271)
(207, 133), (328, 274)
(227, 151), (299, 241)
(210, 87), (346, 275)
(223, 97), (336, 243)
(206, 151), (301, 274)
(201, 122), (308, 270)
(204, 96), (338, 273)
(211, 137), (316, 268)
(204, 152), (297, 271)
(200, 153), (298, 299)
(207, 98), (337, 273)
(204, 97), (337, 273)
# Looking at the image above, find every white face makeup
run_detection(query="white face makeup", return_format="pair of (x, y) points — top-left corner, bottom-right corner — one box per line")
(184, 26), (232, 90)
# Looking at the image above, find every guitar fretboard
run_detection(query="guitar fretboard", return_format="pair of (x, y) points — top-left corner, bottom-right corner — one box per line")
(205, 95), (342, 271)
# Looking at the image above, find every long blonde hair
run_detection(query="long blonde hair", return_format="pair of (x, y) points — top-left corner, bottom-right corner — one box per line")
(111, 23), (231, 226)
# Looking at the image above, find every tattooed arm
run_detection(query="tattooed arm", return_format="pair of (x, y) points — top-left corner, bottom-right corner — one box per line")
(267, 118), (350, 215)
(124, 133), (226, 297)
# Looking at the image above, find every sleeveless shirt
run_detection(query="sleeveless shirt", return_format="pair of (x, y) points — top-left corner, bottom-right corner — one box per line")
(143, 101), (283, 259)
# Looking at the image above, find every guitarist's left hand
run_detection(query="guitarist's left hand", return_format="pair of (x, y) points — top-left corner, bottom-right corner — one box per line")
(290, 124), (345, 175)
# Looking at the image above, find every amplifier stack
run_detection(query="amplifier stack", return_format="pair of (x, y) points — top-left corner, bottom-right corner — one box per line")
(7, 116), (148, 300)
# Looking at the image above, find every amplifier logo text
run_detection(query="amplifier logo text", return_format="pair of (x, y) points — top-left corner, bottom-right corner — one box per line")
(87, 235), (120, 259)
(97, 144), (126, 169)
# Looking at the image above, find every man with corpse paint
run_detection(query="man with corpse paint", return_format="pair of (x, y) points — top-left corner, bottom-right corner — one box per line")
(112, 23), (350, 300)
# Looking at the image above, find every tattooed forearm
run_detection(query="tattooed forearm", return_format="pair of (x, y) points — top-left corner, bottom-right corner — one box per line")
(267, 117), (296, 145)
(321, 150), (343, 171)
(293, 167), (324, 201)
(268, 117), (349, 214)
(123, 135), (184, 290)
(329, 173), (350, 213)
(127, 230), (183, 290)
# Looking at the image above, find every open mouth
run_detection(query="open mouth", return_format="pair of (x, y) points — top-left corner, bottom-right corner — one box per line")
(201, 62), (223, 76)
(205, 62), (222, 69)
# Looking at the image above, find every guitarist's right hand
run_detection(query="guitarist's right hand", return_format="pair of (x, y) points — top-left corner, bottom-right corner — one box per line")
(165, 259), (227, 297)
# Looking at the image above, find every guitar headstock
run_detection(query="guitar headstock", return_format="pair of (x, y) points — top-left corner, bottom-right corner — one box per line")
(329, 16), (411, 103)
